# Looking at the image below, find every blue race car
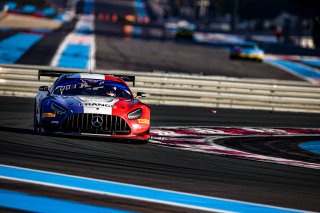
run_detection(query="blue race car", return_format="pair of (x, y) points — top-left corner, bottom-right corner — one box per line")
(34, 71), (150, 143)
(230, 42), (264, 62)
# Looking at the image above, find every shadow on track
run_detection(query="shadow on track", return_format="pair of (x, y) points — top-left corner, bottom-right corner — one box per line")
(0, 126), (148, 145)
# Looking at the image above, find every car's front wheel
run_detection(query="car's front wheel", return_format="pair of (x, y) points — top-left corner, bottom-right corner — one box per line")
(137, 139), (149, 144)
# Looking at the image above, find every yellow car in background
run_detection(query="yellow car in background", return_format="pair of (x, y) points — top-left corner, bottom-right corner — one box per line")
(230, 42), (264, 62)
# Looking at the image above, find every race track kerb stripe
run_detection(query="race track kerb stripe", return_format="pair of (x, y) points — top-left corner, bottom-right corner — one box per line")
(0, 189), (132, 213)
(0, 164), (308, 213)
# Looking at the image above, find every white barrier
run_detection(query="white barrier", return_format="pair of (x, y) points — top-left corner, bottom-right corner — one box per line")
(1, 64), (320, 113)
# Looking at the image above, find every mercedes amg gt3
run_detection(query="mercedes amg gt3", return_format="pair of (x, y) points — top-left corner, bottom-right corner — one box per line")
(34, 71), (150, 143)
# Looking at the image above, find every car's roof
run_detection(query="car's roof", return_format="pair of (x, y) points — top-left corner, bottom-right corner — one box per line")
(238, 42), (258, 47)
(63, 73), (126, 84)
(241, 41), (257, 45)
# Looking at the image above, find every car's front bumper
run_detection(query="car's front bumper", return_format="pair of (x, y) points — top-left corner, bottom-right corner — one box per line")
(238, 53), (264, 60)
(41, 113), (150, 140)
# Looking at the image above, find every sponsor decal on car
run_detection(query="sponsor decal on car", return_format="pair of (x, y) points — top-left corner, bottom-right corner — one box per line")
(43, 113), (56, 118)
(138, 119), (150, 124)
(82, 102), (116, 108)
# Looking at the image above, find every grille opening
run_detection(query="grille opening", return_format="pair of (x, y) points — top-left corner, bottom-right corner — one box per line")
(61, 113), (131, 134)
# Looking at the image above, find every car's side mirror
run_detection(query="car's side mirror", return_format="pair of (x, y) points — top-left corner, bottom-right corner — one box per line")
(39, 86), (48, 91)
(136, 92), (146, 98)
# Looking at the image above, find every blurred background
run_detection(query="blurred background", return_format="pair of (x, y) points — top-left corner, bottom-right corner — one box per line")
(0, 0), (319, 82)
(156, 0), (320, 48)
(2, 0), (319, 47)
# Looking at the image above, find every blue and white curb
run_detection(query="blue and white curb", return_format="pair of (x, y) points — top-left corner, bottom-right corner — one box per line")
(265, 59), (320, 84)
(0, 164), (309, 213)
(51, 0), (95, 70)
(193, 33), (245, 46)
(0, 189), (132, 213)
(302, 59), (320, 69)
(55, 11), (75, 23)
(299, 141), (320, 155)
(264, 55), (320, 85)
(0, 33), (43, 64)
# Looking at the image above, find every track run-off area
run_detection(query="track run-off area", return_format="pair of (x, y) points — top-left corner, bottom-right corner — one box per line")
(0, 96), (320, 212)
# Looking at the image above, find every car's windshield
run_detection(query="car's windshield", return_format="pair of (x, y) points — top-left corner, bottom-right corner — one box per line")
(52, 78), (132, 99)
(239, 44), (258, 49)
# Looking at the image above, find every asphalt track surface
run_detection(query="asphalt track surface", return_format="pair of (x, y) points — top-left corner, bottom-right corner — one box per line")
(0, 31), (17, 41)
(1, 96), (320, 212)
(17, 19), (77, 66)
(94, 21), (300, 80)
(94, 0), (300, 80)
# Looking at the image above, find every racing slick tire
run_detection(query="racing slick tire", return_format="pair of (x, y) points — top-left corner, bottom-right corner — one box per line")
(33, 100), (41, 133)
(137, 140), (149, 144)
(130, 139), (149, 144)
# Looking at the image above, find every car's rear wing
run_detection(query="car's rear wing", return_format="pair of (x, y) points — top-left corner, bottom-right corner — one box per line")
(114, 75), (136, 87)
(38, 70), (136, 86)
(38, 69), (86, 81)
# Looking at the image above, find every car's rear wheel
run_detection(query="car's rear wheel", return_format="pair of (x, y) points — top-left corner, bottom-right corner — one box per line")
(33, 100), (41, 133)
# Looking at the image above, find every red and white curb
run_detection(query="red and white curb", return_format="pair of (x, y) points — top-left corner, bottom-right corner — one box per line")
(150, 127), (320, 169)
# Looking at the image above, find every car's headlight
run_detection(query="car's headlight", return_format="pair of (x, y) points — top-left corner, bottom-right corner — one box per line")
(51, 102), (66, 115)
(128, 108), (142, 120)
